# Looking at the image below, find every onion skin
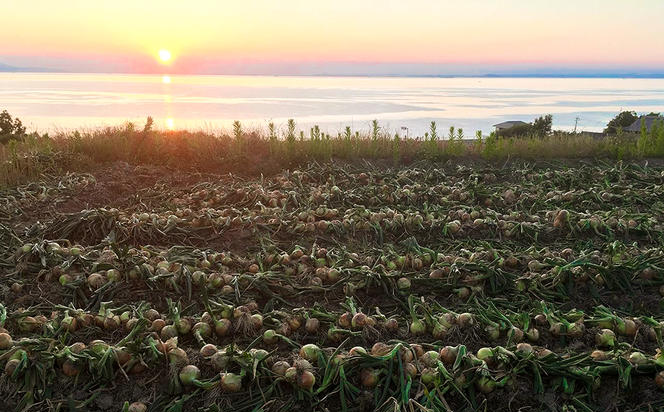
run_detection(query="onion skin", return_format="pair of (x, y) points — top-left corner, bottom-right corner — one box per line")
(4, 359), (20, 376)
(271, 361), (290, 376)
(179, 365), (200, 386)
(384, 318), (399, 332)
(409, 319), (426, 336)
(439, 346), (457, 365)
(655, 371), (664, 389)
(221, 372), (242, 392)
(0, 333), (13, 350)
(299, 344), (321, 362)
(214, 319), (232, 336)
(360, 368), (379, 388)
(128, 402), (147, 412)
(297, 370), (316, 390)
(200, 344), (217, 358)
(62, 359), (80, 376)
(305, 318), (320, 334)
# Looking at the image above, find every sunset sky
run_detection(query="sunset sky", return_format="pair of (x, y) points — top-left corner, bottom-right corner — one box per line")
(2, 0), (663, 75)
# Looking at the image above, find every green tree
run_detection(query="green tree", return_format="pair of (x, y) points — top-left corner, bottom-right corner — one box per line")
(604, 111), (638, 135)
(532, 114), (553, 137)
(0, 110), (27, 143)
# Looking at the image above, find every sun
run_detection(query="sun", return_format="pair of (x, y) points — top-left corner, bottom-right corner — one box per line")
(158, 49), (172, 63)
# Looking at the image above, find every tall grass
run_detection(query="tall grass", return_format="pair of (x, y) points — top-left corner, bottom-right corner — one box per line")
(2, 118), (664, 187)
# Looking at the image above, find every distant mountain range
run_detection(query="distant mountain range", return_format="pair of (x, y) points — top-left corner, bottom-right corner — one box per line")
(0, 62), (57, 72)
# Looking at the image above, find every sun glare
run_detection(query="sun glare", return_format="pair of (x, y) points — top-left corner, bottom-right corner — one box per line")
(161, 75), (171, 84)
(165, 118), (174, 130)
(158, 49), (172, 63)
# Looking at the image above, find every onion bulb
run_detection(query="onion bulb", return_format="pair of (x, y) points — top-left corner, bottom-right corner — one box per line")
(409, 319), (426, 335)
(360, 368), (379, 388)
(595, 329), (615, 348)
(272, 361), (290, 376)
(128, 402), (147, 412)
(221, 372), (242, 392)
(439, 346), (457, 365)
(179, 365), (200, 385)
(297, 370), (316, 390)
(299, 344), (321, 362)
(199, 344), (217, 358)
(0, 333), (13, 350)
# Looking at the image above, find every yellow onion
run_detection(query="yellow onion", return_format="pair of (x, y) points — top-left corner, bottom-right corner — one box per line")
(179, 365), (200, 386)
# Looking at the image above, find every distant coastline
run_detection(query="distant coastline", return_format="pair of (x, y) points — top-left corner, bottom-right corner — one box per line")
(1, 62), (663, 78)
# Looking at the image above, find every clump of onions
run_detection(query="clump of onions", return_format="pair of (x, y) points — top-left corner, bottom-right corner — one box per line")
(595, 329), (615, 348)
(272, 361), (290, 376)
(221, 372), (242, 392)
(200, 344), (217, 358)
(297, 370), (316, 390)
(360, 368), (379, 388)
(305, 318), (320, 334)
(299, 344), (321, 363)
(127, 402), (147, 412)
(0, 332), (13, 350)
(179, 365), (200, 386)
(439, 346), (457, 365)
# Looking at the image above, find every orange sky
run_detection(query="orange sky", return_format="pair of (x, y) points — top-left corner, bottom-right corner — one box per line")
(2, 0), (663, 74)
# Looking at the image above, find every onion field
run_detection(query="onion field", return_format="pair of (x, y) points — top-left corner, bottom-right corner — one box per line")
(1, 161), (664, 411)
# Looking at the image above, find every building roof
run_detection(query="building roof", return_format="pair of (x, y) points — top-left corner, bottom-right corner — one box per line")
(624, 115), (664, 132)
(493, 120), (528, 128)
